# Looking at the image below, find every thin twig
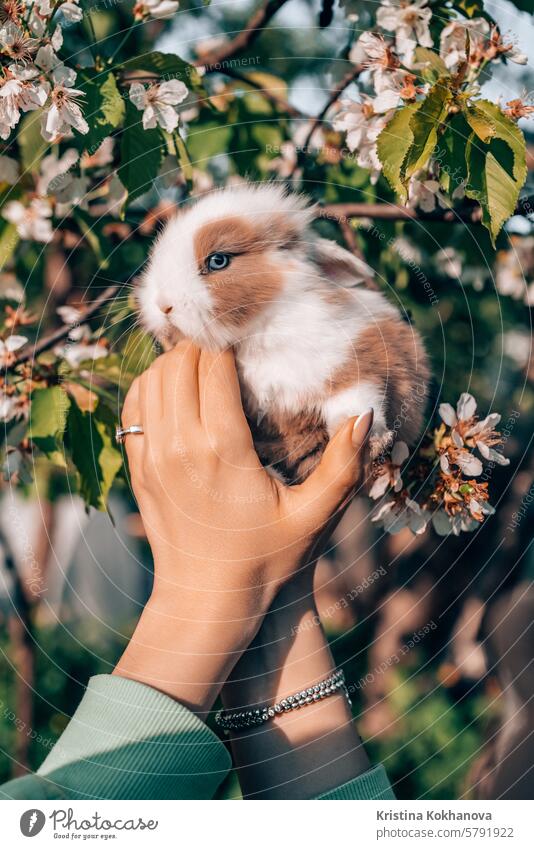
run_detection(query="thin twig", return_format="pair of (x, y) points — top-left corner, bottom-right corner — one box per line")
(300, 63), (364, 152)
(11, 284), (120, 369)
(195, 0), (289, 69)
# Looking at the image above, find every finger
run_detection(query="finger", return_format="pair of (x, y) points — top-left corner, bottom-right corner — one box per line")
(121, 376), (144, 472)
(287, 408), (374, 531)
(198, 347), (254, 456)
(158, 340), (201, 434)
(138, 357), (165, 443)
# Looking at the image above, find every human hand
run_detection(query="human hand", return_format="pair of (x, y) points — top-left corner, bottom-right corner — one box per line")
(113, 340), (373, 715)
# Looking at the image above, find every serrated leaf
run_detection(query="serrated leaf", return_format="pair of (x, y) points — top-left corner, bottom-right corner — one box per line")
(75, 71), (125, 155)
(464, 102), (527, 244)
(465, 135), (518, 245)
(401, 80), (453, 184)
(118, 102), (165, 208)
(465, 106), (495, 142)
(66, 398), (122, 511)
(413, 47), (450, 84)
(469, 100), (527, 184)
(376, 101), (421, 202)
(28, 386), (70, 465)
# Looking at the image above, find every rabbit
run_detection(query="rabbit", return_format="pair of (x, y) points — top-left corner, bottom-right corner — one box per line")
(138, 183), (429, 482)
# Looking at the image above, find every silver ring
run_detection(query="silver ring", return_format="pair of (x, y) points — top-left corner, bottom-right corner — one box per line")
(115, 425), (144, 444)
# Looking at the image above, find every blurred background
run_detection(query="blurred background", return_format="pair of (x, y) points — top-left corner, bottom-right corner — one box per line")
(0, 0), (533, 799)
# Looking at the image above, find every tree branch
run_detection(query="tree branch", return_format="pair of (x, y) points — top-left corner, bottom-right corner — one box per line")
(319, 195), (534, 224)
(11, 284), (120, 369)
(195, 0), (289, 69)
(300, 63), (363, 152)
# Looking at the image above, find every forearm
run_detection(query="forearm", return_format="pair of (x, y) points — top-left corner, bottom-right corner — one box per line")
(222, 581), (370, 799)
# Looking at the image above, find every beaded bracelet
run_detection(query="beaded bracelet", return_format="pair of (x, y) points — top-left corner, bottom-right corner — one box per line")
(215, 668), (351, 733)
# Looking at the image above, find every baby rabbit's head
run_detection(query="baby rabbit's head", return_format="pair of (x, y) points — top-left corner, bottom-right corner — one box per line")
(139, 183), (373, 349)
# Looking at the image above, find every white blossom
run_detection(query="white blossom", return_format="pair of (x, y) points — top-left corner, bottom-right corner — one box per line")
(373, 496), (430, 535)
(0, 335), (28, 366)
(37, 148), (79, 196)
(42, 81), (88, 140)
(439, 18), (489, 71)
(333, 97), (388, 180)
(376, 0), (433, 64)
(57, 341), (109, 368)
(369, 440), (409, 499)
(407, 177), (449, 213)
(432, 509), (477, 536)
(439, 392), (477, 428)
(3, 198), (53, 242)
(129, 80), (189, 132)
(0, 68), (47, 139)
(465, 415), (510, 466)
(59, 0), (83, 22)
(0, 393), (19, 423)
(134, 0), (179, 19)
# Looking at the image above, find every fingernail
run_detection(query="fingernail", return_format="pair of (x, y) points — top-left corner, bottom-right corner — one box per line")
(352, 408), (374, 448)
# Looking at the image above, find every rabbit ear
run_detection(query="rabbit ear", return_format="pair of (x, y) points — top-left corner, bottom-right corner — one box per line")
(309, 238), (374, 287)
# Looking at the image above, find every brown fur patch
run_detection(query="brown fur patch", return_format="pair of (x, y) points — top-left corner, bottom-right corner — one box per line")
(247, 405), (330, 484)
(329, 317), (429, 446)
(247, 317), (429, 482)
(194, 217), (286, 329)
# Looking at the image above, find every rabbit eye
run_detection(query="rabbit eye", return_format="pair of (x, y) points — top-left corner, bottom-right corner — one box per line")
(206, 252), (231, 272)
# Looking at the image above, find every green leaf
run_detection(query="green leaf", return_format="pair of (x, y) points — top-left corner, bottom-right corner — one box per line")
(72, 209), (111, 270)
(468, 100), (527, 184)
(435, 112), (470, 193)
(401, 79), (453, 184)
(464, 101), (527, 244)
(186, 121), (233, 166)
(0, 222), (19, 270)
(465, 106), (495, 142)
(376, 102), (421, 202)
(456, 0), (484, 17)
(413, 47), (450, 84)
(465, 136), (517, 245)
(118, 102), (165, 208)
(28, 386), (71, 465)
(75, 71), (125, 155)
(17, 110), (49, 173)
(66, 398), (122, 511)
(174, 131), (193, 183)
(117, 51), (203, 90)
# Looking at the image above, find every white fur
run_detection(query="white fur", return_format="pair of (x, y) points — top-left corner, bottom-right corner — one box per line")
(140, 184), (405, 441)
(322, 383), (388, 437)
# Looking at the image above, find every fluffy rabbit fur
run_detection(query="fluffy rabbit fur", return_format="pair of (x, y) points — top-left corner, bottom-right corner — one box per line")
(139, 184), (429, 482)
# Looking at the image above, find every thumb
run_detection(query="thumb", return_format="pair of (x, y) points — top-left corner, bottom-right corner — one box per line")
(289, 408), (374, 530)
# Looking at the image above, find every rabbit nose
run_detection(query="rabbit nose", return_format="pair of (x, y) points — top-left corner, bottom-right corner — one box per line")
(159, 304), (173, 316)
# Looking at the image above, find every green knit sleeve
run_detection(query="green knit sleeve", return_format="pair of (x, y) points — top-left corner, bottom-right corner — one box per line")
(316, 764), (396, 800)
(0, 674), (231, 800)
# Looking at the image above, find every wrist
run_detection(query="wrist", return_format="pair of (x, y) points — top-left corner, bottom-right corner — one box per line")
(114, 590), (259, 716)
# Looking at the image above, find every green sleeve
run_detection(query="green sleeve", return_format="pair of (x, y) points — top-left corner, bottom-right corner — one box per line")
(0, 674), (231, 800)
(0, 674), (394, 801)
(316, 764), (395, 800)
